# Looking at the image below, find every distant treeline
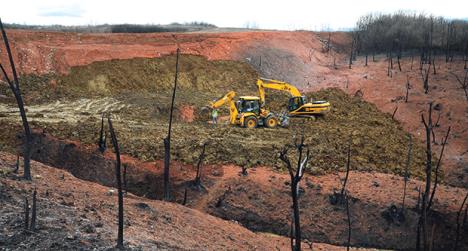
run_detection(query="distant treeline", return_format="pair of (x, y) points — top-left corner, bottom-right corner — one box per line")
(3, 22), (216, 33)
(353, 12), (468, 58)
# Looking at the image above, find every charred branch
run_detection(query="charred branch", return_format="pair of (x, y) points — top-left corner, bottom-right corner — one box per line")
(402, 135), (412, 211)
(405, 75), (411, 103)
(30, 188), (37, 231)
(108, 115), (124, 249)
(454, 192), (468, 251)
(194, 143), (207, 187)
(98, 114), (107, 153)
(0, 19), (32, 180)
(427, 126), (450, 211)
(419, 102), (434, 251)
(279, 135), (310, 251)
(164, 48), (180, 201)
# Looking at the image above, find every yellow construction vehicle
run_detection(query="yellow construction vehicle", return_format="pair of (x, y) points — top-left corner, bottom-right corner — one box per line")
(256, 78), (331, 118)
(210, 91), (279, 128)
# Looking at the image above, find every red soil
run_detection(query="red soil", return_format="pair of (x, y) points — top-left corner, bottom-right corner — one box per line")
(24, 131), (468, 250)
(1, 30), (465, 188)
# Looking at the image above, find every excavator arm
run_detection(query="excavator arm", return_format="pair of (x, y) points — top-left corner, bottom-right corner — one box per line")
(256, 78), (302, 105)
(209, 91), (238, 124)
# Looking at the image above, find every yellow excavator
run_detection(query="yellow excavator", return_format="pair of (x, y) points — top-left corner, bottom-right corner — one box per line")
(256, 78), (331, 118)
(210, 91), (279, 128)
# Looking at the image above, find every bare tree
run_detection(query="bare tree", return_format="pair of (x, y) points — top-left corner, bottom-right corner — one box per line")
(279, 135), (310, 251)
(123, 163), (128, 194)
(349, 34), (354, 69)
(340, 143), (351, 199)
(0, 19), (32, 180)
(421, 65), (430, 94)
(30, 188), (37, 231)
(402, 135), (412, 211)
(14, 153), (19, 173)
(397, 47), (402, 71)
(345, 192), (352, 251)
(419, 102), (434, 251)
(405, 75), (411, 103)
(449, 71), (468, 101)
(182, 187), (188, 205)
(193, 142), (207, 187)
(454, 192), (468, 251)
(24, 197), (29, 231)
(98, 114), (107, 153)
(163, 48), (180, 201)
(392, 105), (398, 120)
(326, 32), (332, 53)
(108, 115), (124, 249)
(427, 126), (450, 211)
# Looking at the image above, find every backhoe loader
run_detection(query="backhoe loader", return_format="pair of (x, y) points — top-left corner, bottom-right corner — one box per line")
(209, 91), (279, 128)
(256, 78), (331, 118)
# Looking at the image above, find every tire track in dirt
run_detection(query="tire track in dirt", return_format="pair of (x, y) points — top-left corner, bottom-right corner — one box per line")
(0, 98), (131, 123)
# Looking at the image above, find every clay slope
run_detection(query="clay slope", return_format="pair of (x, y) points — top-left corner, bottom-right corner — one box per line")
(10, 132), (467, 251)
(0, 152), (290, 250)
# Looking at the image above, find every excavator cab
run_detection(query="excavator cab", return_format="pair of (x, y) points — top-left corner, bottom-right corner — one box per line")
(237, 97), (261, 115)
(288, 96), (307, 111)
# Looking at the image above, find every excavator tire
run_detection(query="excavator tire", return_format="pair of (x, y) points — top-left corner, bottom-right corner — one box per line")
(265, 115), (278, 128)
(244, 116), (258, 128)
(307, 115), (316, 121)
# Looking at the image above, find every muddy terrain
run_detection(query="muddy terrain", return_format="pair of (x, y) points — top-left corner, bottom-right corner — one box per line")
(1, 28), (467, 250)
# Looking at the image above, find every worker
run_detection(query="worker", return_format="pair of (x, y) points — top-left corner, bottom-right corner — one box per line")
(211, 108), (218, 124)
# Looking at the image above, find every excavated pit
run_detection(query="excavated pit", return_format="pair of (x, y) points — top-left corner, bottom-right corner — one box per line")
(1, 55), (464, 250)
(0, 55), (432, 181)
(23, 130), (468, 251)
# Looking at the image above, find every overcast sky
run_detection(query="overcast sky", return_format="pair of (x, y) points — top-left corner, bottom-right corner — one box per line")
(0, 0), (467, 30)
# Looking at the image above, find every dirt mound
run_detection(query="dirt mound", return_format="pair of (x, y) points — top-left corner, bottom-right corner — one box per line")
(2, 29), (465, 186)
(0, 85), (429, 181)
(58, 55), (258, 98)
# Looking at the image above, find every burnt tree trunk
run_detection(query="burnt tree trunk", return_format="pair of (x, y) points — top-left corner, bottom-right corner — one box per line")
(194, 143), (207, 186)
(98, 114), (106, 153)
(402, 135), (412, 211)
(397, 49), (402, 72)
(392, 105), (398, 120)
(340, 143), (351, 199)
(454, 192), (468, 251)
(14, 153), (19, 173)
(24, 197), (29, 231)
(163, 48), (180, 201)
(349, 35), (354, 69)
(421, 66), (430, 94)
(0, 19), (32, 180)
(449, 71), (468, 101)
(346, 192), (352, 251)
(428, 127), (450, 211)
(405, 75), (411, 103)
(182, 187), (188, 205)
(420, 102), (434, 251)
(411, 55), (414, 70)
(108, 116), (124, 249)
(30, 188), (37, 231)
(279, 136), (309, 251)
